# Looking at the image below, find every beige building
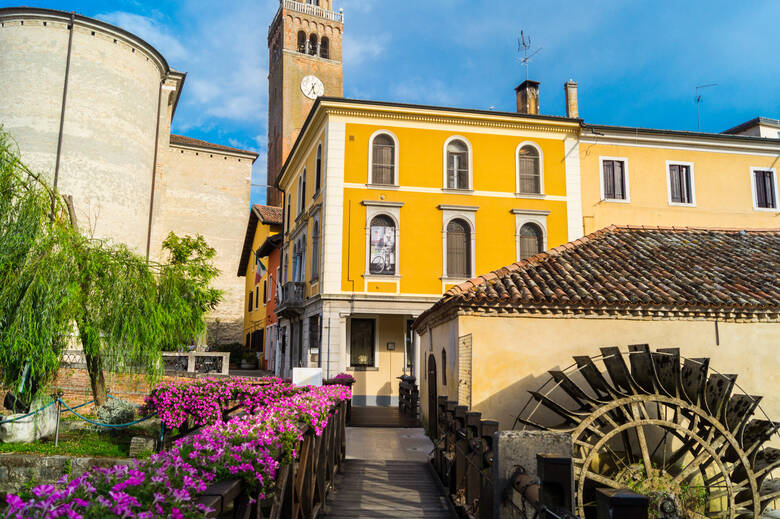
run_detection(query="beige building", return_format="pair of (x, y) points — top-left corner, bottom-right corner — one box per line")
(0, 7), (257, 343)
(413, 226), (780, 431)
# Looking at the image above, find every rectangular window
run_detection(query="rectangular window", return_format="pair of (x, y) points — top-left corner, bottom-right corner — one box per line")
(350, 318), (375, 367)
(754, 170), (777, 209)
(602, 159), (626, 200)
(248, 291), (253, 312)
(255, 286), (259, 310)
(308, 315), (321, 352)
(668, 164), (694, 205)
(263, 279), (268, 303)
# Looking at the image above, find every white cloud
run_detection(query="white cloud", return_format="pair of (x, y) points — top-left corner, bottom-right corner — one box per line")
(343, 33), (388, 65)
(96, 11), (188, 62)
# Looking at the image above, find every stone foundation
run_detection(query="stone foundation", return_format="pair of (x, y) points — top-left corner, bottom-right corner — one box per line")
(0, 454), (132, 496)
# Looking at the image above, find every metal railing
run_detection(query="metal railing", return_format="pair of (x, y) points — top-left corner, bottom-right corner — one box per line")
(279, 281), (306, 307)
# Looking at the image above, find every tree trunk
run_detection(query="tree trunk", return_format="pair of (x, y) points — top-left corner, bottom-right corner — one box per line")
(79, 320), (107, 406)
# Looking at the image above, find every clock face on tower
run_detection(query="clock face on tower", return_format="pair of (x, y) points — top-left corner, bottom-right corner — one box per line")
(300, 75), (325, 100)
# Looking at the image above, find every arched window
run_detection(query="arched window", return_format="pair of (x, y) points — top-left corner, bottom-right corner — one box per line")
(371, 133), (395, 185)
(311, 220), (320, 280)
(297, 31), (306, 53)
(306, 0), (319, 4)
(315, 144), (322, 193)
(518, 223), (543, 260)
(446, 139), (469, 189)
(369, 215), (396, 275)
(446, 218), (471, 277)
(320, 36), (330, 59)
(308, 33), (318, 56)
(441, 349), (447, 385)
(517, 144), (541, 194)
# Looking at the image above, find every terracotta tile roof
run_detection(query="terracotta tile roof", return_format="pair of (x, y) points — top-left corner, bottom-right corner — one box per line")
(170, 134), (258, 157)
(415, 226), (780, 326)
(254, 204), (283, 225)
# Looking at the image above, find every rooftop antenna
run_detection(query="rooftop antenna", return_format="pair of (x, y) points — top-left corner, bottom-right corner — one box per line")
(517, 30), (542, 81)
(695, 83), (718, 131)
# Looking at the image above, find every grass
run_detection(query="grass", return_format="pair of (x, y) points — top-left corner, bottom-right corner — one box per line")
(0, 426), (156, 459)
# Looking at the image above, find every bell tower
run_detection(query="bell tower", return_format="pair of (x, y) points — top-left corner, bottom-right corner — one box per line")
(266, 0), (344, 206)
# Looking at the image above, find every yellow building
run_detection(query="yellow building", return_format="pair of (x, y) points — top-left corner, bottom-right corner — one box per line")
(579, 123), (780, 234)
(275, 93), (583, 404)
(238, 205), (283, 365)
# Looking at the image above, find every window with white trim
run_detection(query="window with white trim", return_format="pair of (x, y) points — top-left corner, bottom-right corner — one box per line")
(446, 140), (470, 189)
(368, 215), (396, 275)
(753, 169), (777, 209)
(517, 145), (541, 194)
(518, 223), (543, 260)
(297, 171), (306, 215)
(311, 220), (320, 280)
(602, 159), (627, 200)
(446, 218), (471, 277)
(668, 163), (694, 205)
(315, 144), (322, 194)
(371, 133), (395, 185)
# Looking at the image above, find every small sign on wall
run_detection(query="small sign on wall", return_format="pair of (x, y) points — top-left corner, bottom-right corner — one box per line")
(386, 342), (395, 351)
(292, 368), (323, 387)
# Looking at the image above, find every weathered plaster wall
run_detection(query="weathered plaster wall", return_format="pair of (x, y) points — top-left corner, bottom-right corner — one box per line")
(449, 314), (780, 433)
(153, 145), (253, 345)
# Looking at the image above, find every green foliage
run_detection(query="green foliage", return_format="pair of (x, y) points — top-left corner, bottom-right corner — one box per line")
(617, 462), (708, 518)
(0, 427), (150, 458)
(157, 233), (222, 352)
(0, 129), (223, 405)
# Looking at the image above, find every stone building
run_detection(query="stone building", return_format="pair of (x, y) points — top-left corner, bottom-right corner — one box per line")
(0, 7), (257, 344)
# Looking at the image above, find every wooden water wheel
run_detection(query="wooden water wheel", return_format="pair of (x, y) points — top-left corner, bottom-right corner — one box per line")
(516, 345), (780, 518)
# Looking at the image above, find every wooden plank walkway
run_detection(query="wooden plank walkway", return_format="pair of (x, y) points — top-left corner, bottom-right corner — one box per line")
(350, 406), (420, 428)
(322, 459), (456, 518)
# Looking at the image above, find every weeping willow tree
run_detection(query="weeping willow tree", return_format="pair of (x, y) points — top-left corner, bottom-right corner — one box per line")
(0, 131), (222, 407)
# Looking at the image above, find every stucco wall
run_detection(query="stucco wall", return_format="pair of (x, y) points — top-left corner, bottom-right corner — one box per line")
(440, 314), (780, 435)
(0, 12), (164, 253)
(153, 144), (253, 345)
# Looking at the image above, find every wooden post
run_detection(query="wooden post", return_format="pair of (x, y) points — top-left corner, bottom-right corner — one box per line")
(465, 411), (482, 509)
(478, 420), (499, 519)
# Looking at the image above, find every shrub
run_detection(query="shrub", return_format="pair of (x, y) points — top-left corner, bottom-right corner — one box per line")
(93, 398), (137, 429)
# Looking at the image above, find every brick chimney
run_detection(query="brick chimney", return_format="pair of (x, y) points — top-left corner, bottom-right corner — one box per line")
(515, 80), (539, 115)
(565, 79), (578, 118)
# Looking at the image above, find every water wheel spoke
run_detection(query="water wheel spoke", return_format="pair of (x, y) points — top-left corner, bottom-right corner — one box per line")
(629, 403), (653, 473)
(685, 510), (712, 519)
(583, 470), (622, 489)
(673, 438), (727, 484)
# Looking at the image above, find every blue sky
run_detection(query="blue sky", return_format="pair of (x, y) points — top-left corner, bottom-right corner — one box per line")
(4, 0), (780, 206)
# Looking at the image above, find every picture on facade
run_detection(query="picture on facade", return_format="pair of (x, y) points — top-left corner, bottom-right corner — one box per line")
(369, 215), (395, 274)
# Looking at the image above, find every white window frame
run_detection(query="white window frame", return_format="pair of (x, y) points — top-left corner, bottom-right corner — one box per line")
(367, 129), (400, 186)
(362, 201), (402, 280)
(347, 316), (379, 369)
(598, 156), (631, 203)
(443, 136), (473, 191)
(515, 141), (545, 196)
(512, 209), (550, 262)
(666, 160), (696, 207)
(750, 167), (779, 212)
(439, 205), (477, 281)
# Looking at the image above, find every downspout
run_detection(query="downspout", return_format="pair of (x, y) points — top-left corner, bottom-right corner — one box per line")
(145, 81), (164, 260)
(53, 12), (75, 190)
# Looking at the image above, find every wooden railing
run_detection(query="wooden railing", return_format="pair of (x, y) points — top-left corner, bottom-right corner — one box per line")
(196, 399), (347, 518)
(398, 376), (418, 419)
(431, 396), (498, 518)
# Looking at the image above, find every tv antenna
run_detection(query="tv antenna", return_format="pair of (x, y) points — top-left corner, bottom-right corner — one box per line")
(695, 83), (717, 131)
(517, 30), (542, 81)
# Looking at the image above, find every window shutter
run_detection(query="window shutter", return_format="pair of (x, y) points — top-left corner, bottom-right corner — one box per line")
(669, 165), (681, 202)
(603, 161), (614, 199)
(756, 171), (768, 207)
(518, 223), (543, 260)
(614, 161), (624, 199)
(446, 219), (470, 277)
(682, 166), (692, 203)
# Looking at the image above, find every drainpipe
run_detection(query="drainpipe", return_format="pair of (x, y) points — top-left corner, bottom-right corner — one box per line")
(53, 12), (75, 190)
(145, 81), (164, 260)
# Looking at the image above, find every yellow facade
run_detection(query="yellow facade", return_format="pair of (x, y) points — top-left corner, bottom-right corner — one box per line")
(580, 127), (780, 233)
(276, 99), (581, 404)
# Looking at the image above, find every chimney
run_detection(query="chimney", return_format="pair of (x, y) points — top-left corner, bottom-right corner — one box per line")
(565, 79), (578, 118)
(515, 80), (540, 115)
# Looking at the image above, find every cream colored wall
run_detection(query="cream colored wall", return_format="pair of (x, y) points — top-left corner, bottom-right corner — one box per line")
(0, 14), (164, 253)
(418, 317), (461, 430)
(346, 313), (408, 405)
(152, 145), (253, 345)
(580, 141), (780, 234)
(451, 314), (780, 434)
